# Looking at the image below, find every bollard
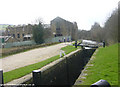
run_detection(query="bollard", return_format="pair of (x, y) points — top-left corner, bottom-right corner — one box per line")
(75, 41), (77, 48)
(32, 70), (42, 86)
(0, 69), (4, 85)
(90, 79), (111, 87)
(103, 41), (105, 48)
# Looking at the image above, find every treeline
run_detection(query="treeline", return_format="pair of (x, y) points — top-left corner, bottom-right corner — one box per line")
(78, 8), (118, 45)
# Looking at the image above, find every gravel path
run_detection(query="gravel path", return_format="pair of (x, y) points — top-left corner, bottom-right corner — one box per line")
(0, 42), (72, 72)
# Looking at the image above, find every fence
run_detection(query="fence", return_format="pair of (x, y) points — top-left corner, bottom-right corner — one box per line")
(44, 36), (71, 43)
(0, 40), (36, 48)
(0, 36), (71, 48)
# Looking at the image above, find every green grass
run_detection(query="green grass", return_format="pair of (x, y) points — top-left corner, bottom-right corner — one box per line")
(61, 45), (78, 54)
(118, 43), (120, 87)
(3, 45), (78, 83)
(80, 43), (118, 85)
(4, 55), (59, 83)
(72, 40), (82, 46)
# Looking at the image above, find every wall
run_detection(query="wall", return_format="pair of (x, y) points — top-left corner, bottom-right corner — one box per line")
(50, 17), (78, 40)
(32, 49), (96, 86)
(44, 36), (71, 43)
(0, 40), (36, 48)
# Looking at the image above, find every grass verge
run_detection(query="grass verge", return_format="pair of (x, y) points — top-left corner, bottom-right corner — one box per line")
(80, 43), (118, 85)
(3, 45), (78, 83)
(4, 55), (59, 83)
(61, 45), (78, 54)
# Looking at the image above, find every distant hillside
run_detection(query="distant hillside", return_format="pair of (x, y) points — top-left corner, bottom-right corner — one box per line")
(0, 24), (14, 30)
(0, 24), (12, 34)
(0, 24), (9, 30)
(0, 24), (14, 34)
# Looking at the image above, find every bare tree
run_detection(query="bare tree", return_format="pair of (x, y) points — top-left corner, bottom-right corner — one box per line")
(104, 9), (118, 44)
(78, 8), (118, 45)
(90, 22), (103, 42)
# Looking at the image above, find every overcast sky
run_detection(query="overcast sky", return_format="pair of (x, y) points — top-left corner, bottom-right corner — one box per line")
(0, 0), (119, 30)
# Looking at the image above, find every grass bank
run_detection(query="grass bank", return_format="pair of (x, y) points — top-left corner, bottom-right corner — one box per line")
(80, 43), (118, 85)
(3, 45), (78, 83)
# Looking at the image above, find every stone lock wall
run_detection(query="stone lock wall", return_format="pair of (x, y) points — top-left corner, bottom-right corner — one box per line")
(32, 49), (96, 86)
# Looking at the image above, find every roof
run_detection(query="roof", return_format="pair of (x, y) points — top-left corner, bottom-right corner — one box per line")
(0, 36), (9, 38)
(51, 16), (73, 24)
(24, 34), (33, 38)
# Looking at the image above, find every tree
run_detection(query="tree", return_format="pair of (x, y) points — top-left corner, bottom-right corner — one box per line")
(32, 22), (44, 44)
(78, 9), (118, 45)
(78, 30), (91, 40)
(90, 22), (103, 42)
(43, 27), (52, 39)
(104, 9), (118, 44)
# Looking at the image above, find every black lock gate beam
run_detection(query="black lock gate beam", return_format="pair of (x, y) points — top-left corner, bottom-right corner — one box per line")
(90, 79), (111, 87)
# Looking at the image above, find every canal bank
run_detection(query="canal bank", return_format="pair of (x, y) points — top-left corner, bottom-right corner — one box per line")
(5, 48), (96, 86)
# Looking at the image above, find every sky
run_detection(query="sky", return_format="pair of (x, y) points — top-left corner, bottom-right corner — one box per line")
(0, 0), (119, 30)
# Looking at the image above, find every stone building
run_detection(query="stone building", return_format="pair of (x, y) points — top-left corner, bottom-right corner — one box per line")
(50, 17), (78, 41)
(4, 24), (33, 43)
(2, 17), (78, 44)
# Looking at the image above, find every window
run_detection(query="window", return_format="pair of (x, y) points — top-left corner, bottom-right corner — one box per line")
(17, 34), (20, 38)
(54, 34), (63, 37)
(28, 37), (30, 40)
(22, 34), (24, 37)
(56, 28), (60, 30)
(13, 34), (15, 38)
(57, 34), (62, 36)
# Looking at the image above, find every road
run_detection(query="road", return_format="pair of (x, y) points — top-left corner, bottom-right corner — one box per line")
(0, 42), (72, 72)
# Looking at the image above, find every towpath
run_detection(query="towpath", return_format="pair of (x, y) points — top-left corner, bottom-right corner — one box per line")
(0, 42), (72, 72)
